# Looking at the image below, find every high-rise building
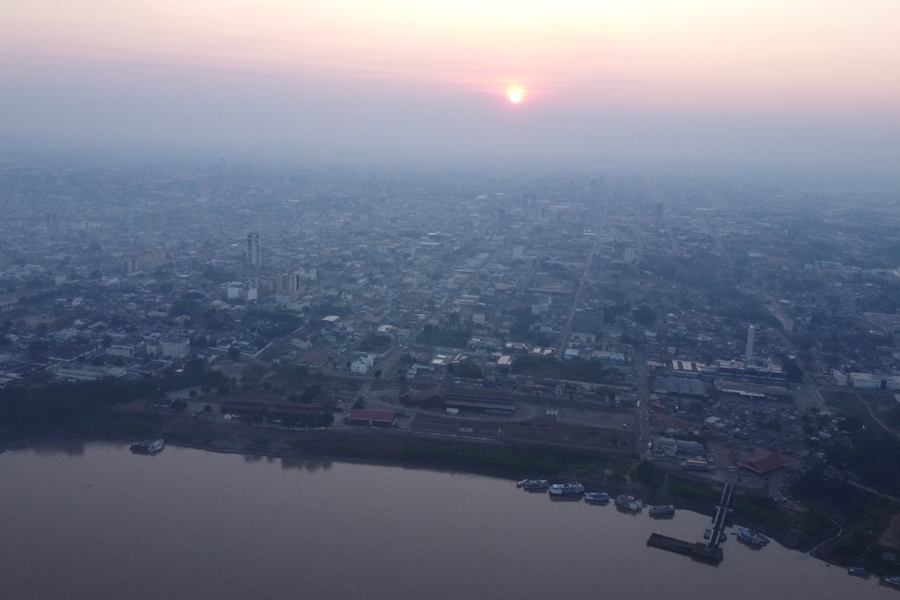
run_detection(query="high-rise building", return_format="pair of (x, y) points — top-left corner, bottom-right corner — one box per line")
(745, 324), (756, 364)
(46, 211), (59, 236)
(654, 203), (664, 227)
(247, 233), (261, 267)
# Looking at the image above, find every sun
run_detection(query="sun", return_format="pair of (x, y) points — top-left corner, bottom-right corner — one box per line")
(506, 87), (525, 104)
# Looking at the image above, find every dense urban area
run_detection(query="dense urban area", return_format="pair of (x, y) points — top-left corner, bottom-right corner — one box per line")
(2, 154), (900, 572)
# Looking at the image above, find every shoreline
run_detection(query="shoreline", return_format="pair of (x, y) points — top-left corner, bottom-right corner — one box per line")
(2, 426), (840, 562)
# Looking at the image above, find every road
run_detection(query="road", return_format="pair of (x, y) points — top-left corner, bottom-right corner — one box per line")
(632, 348), (651, 458)
(556, 204), (607, 360)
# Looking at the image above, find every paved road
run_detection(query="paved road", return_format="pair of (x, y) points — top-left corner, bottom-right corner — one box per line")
(556, 204), (607, 360)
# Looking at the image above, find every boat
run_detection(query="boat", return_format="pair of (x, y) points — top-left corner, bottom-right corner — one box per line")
(584, 492), (610, 503)
(615, 494), (643, 511)
(548, 482), (585, 496)
(649, 505), (676, 517)
(130, 439), (165, 454)
(847, 567), (868, 577)
(736, 527), (769, 546)
(517, 479), (550, 490)
(885, 575), (900, 587)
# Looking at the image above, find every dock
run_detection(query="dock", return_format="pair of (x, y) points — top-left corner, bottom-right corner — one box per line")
(646, 482), (733, 564)
(707, 482), (734, 549)
(647, 533), (723, 563)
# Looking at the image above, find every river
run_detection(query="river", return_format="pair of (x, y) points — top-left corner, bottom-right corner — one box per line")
(0, 442), (893, 600)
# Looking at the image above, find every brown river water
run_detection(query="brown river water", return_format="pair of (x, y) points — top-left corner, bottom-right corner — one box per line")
(0, 442), (893, 600)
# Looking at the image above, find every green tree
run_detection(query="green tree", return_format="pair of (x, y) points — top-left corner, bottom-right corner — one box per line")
(632, 304), (658, 327)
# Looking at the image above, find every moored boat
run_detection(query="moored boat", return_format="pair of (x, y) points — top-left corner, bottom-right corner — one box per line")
(649, 504), (675, 517)
(548, 482), (585, 496)
(517, 479), (550, 490)
(736, 527), (768, 546)
(130, 439), (165, 454)
(885, 575), (900, 587)
(615, 494), (643, 511)
(584, 492), (610, 503)
(847, 567), (868, 577)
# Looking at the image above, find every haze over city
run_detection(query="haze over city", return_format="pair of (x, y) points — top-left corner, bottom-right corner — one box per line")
(4, 3), (900, 600)
(2, 1), (898, 172)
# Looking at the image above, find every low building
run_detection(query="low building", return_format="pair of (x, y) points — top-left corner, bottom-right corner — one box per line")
(346, 409), (396, 427)
(715, 379), (791, 401)
(400, 384), (515, 415)
(849, 372), (900, 390)
(738, 452), (786, 474)
(55, 363), (126, 381)
(351, 354), (375, 373)
(220, 400), (267, 415)
(160, 338), (190, 359)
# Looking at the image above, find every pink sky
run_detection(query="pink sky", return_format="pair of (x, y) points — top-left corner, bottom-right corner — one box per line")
(1, 1), (898, 164)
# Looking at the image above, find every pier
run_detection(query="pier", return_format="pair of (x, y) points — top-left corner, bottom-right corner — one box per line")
(707, 482), (734, 548)
(647, 533), (723, 563)
(646, 482), (733, 564)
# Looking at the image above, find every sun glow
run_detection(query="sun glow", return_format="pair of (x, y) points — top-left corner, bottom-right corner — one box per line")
(506, 87), (525, 104)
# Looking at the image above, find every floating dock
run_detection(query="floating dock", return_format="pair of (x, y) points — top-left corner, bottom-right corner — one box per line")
(646, 482), (732, 564)
(647, 533), (723, 563)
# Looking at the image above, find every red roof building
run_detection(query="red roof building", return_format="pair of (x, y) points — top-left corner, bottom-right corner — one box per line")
(738, 452), (786, 474)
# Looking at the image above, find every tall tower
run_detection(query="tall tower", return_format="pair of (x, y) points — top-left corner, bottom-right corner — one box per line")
(654, 202), (664, 227)
(247, 233), (261, 268)
(46, 211), (59, 237)
(745, 324), (756, 365)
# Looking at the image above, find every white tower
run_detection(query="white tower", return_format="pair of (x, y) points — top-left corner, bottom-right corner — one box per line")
(247, 232), (261, 268)
(745, 324), (756, 365)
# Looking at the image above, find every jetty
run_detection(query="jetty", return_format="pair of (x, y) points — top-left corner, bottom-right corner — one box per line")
(647, 533), (723, 563)
(646, 482), (733, 564)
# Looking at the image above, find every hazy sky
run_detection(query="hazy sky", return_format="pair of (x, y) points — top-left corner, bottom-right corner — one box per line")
(2, 1), (898, 168)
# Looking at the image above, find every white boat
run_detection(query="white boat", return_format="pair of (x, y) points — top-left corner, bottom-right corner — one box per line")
(736, 527), (768, 546)
(885, 575), (900, 587)
(548, 482), (585, 496)
(615, 494), (643, 511)
(517, 479), (550, 490)
(130, 439), (165, 454)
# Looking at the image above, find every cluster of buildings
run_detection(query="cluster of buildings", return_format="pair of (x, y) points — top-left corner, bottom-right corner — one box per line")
(2, 157), (900, 492)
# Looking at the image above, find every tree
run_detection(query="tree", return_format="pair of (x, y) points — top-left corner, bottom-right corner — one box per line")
(632, 304), (658, 327)
(373, 369), (382, 379)
(189, 389), (198, 398)
(456, 361), (483, 379)
(171, 399), (187, 411)
(227, 346), (241, 360)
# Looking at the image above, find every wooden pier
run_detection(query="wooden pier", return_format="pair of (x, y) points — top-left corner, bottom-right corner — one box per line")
(646, 482), (733, 564)
(647, 533), (723, 563)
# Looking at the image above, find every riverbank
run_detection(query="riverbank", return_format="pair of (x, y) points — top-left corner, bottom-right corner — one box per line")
(2, 413), (891, 568)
